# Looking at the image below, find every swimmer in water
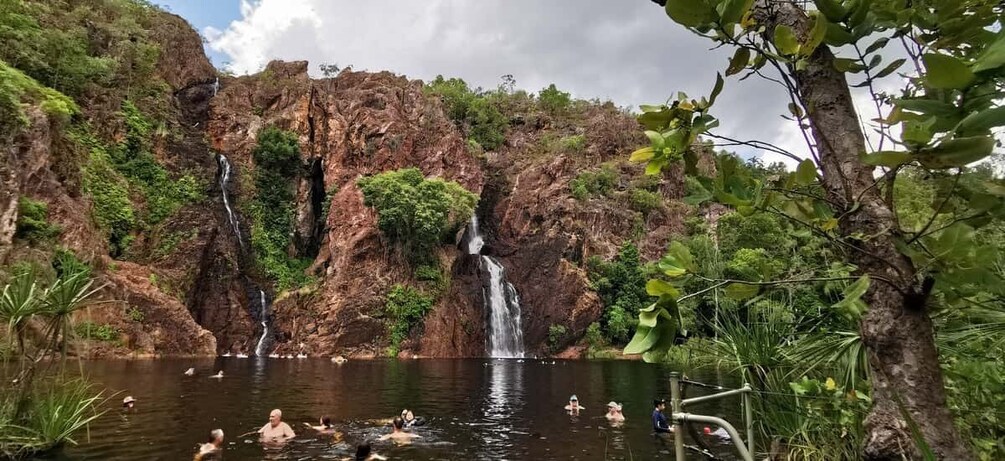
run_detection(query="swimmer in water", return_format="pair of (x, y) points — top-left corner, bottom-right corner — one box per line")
(378, 416), (421, 443)
(194, 429), (224, 460)
(606, 401), (626, 422)
(348, 442), (387, 461)
(122, 396), (136, 410)
(303, 415), (336, 433)
(564, 395), (584, 414)
(400, 409), (426, 427)
(259, 409), (296, 443)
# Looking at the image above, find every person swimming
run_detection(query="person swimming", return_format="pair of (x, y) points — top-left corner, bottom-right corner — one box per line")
(400, 409), (426, 427)
(194, 429), (224, 460)
(259, 409), (296, 443)
(652, 399), (674, 435)
(378, 416), (421, 442)
(210, 371), (223, 379)
(352, 443), (387, 461)
(564, 395), (584, 413)
(122, 396), (136, 410)
(606, 401), (625, 422)
(304, 415), (336, 433)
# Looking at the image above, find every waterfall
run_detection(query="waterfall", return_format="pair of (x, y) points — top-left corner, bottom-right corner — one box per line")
(467, 216), (524, 358)
(217, 155), (243, 247)
(254, 290), (270, 356)
(212, 76), (219, 96)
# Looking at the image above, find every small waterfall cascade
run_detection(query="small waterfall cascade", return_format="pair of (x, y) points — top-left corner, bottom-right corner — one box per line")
(254, 290), (271, 356)
(212, 76), (219, 96)
(217, 155), (243, 247)
(467, 216), (524, 358)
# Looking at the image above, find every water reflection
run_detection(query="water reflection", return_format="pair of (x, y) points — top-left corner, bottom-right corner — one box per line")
(476, 359), (525, 458)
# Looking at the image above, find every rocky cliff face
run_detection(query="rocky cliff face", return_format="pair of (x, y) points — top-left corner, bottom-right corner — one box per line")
(2, 7), (693, 358)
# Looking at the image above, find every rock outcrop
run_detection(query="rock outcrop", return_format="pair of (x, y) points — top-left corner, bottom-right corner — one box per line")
(2, 7), (694, 359)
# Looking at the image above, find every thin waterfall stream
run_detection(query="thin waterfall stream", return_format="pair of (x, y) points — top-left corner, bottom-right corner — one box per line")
(216, 154), (271, 356)
(217, 155), (243, 248)
(467, 216), (524, 358)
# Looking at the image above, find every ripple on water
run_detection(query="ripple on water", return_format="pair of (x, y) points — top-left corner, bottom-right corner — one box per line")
(53, 358), (745, 460)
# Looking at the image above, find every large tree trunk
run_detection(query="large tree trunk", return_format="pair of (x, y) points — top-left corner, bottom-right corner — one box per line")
(752, 2), (971, 460)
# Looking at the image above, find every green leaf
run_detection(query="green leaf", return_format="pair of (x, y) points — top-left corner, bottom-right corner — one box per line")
(833, 58), (866, 73)
(864, 37), (889, 55)
(803, 11), (829, 55)
(774, 25), (800, 55)
(639, 310), (660, 328)
(630, 146), (656, 163)
(644, 130), (665, 151)
(832, 275), (870, 317)
(726, 48), (751, 76)
(923, 53), (975, 90)
(893, 99), (959, 117)
(665, 241), (697, 273)
(955, 106), (1005, 136)
(719, 0), (754, 25)
(708, 73), (725, 107)
(846, 0), (871, 28)
(665, 0), (718, 28)
(972, 31), (1005, 73)
(862, 151), (911, 167)
(724, 283), (760, 300)
(873, 58), (905, 79)
(645, 159), (668, 175)
(795, 159), (817, 185)
(623, 325), (658, 354)
(646, 279), (680, 298)
(813, 0), (846, 22)
(825, 23), (854, 47)
(901, 117), (935, 147)
(917, 136), (995, 168)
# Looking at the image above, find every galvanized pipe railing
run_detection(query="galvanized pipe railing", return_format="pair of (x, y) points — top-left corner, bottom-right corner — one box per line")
(669, 373), (755, 461)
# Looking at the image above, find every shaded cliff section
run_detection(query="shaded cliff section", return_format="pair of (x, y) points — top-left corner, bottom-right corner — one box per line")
(0, 9), (223, 357)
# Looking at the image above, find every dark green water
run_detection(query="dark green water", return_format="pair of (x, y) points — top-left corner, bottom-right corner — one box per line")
(47, 358), (746, 460)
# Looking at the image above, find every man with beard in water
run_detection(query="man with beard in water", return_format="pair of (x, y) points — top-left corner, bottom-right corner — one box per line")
(259, 409), (296, 444)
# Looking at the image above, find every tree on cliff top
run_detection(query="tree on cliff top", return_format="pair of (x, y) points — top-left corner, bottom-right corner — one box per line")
(359, 168), (478, 263)
(628, 0), (1005, 459)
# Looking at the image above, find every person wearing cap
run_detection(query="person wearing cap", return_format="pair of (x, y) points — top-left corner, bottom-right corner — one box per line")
(652, 399), (673, 434)
(122, 396), (136, 410)
(605, 401), (625, 422)
(564, 395), (584, 414)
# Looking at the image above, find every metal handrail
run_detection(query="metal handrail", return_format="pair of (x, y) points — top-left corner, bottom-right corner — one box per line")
(669, 373), (755, 461)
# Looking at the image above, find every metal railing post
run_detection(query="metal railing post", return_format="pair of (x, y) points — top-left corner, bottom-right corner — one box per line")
(743, 384), (754, 457)
(669, 373), (686, 460)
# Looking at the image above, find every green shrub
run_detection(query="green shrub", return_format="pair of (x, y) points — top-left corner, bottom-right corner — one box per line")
(0, 378), (105, 459)
(558, 134), (586, 153)
(51, 248), (90, 279)
(548, 324), (568, 352)
(385, 284), (434, 355)
(425, 76), (508, 150)
(569, 164), (618, 200)
(538, 84), (571, 114)
(126, 307), (144, 322)
(0, 61), (77, 136)
(584, 322), (605, 349)
(82, 144), (134, 256)
(587, 243), (652, 344)
(414, 264), (443, 283)
(14, 197), (61, 243)
(359, 168), (478, 263)
(74, 322), (119, 342)
(628, 188), (662, 216)
(249, 127), (313, 290)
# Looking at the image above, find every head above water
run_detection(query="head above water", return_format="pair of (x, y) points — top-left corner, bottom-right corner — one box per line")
(269, 409), (282, 426)
(208, 429), (224, 444)
(653, 398), (666, 409)
(392, 416), (405, 430)
(355, 443), (372, 460)
(401, 409), (414, 421)
(320, 416), (332, 428)
(122, 396), (136, 408)
(607, 401), (622, 412)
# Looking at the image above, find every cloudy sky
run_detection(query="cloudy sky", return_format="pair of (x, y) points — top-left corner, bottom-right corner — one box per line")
(155, 0), (884, 167)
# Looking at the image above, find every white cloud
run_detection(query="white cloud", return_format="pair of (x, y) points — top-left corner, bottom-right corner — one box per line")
(204, 0), (921, 169)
